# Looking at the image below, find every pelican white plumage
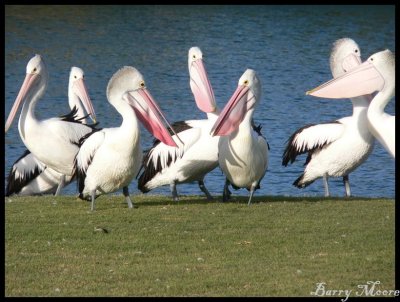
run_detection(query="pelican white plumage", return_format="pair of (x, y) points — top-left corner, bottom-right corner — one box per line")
(75, 66), (178, 211)
(307, 49), (395, 158)
(282, 38), (375, 197)
(210, 69), (269, 205)
(5, 67), (96, 196)
(137, 46), (220, 201)
(5, 55), (97, 196)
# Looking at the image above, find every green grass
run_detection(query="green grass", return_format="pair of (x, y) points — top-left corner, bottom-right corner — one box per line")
(5, 194), (395, 297)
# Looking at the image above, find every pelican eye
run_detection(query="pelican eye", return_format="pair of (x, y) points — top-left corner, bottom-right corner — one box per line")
(33, 68), (37, 72)
(74, 75), (77, 79)
(355, 49), (358, 53)
(192, 54), (196, 59)
(139, 81), (145, 88)
(243, 80), (249, 86)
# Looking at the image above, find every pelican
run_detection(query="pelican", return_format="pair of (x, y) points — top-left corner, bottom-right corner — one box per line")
(137, 46), (220, 201)
(282, 38), (375, 197)
(5, 55), (97, 196)
(5, 67), (96, 196)
(210, 69), (269, 205)
(75, 66), (178, 211)
(307, 49), (395, 158)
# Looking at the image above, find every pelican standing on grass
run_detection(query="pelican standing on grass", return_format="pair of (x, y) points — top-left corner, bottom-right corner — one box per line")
(75, 66), (179, 211)
(5, 67), (97, 196)
(307, 49), (395, 158)
(282, 38), (375, 197)
(5, 55), (97, 196)
(138, 46), (220, 201)
(210, 69), (269, 205)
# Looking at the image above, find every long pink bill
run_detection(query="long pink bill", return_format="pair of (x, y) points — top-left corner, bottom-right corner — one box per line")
(72, 78), (97, 123)
(127, 89), (181, 147)
(306, 60), (385, 99)
(189, 59), (216, 113)
(5, 73), (38, 133)
(210, 85), (250, 137)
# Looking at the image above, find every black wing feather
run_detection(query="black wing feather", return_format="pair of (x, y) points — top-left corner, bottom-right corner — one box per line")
(5, 150), (45, 196)
(282, 121), (340, 167)
(73, 127), (103, 198)
(137, 120), (192, 192)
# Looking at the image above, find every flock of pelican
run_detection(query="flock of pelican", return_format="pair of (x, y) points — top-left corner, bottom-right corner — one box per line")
(5, 38), (395, 210)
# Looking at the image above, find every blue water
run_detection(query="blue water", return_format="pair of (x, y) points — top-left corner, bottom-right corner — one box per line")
(4, 5), (395, 199)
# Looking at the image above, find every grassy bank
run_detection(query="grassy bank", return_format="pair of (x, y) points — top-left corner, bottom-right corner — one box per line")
(5, 194), (395, 297)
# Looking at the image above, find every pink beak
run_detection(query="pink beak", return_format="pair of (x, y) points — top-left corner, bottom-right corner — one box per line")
(5, 72), (38, 133)
(210, 85), (251, 136)
(307, 60), (385, 99)
(189, 59), (216, 113)
(127, 89), (180, 147)
(72, 78), (97, 123)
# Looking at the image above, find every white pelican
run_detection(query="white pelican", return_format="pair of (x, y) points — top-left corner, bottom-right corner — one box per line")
(307, 49), (395, 158)
(282, 38), (375, 197)
(75, 66), (178, 211)
(5, 55), (97, 196)
(137, 46), (220, 201)
(5, 67), (96, 196)
(210, 69), (269, 205)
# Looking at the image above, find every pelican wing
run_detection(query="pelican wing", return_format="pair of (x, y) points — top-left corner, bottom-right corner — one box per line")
(282, 121), (344, 166)
(145, 120), (204, 170)
(75, 130), (105, 173)
(44, 117), (97, 146)
(256, 135), (269, 189)
(258, 135), (269, 169)
(137, 120), (204, 191)
(74, 130), (105, 193)
(6, 150), (46, 196)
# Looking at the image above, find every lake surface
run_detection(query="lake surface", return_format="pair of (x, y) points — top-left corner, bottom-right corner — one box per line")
(4, 5), (395, 199)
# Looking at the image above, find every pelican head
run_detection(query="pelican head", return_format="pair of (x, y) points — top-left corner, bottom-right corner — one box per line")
(107, 66), (179, 147)
(5, 54), (48, 133)
(368, 49), (395, 95)
(330, 38), (362, 78)
(307, 49), (395, 99)
(68, 67), (97, 123)
(188, 46), (216, 113)
(210, 69), (261, 136)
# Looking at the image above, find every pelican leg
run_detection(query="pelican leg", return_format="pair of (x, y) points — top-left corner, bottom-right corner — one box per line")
(248, 184), (257, 206)
(323, 175), (330, 197)
(123, 186), (134, 208)
(222, 178), (231, 202)
(343, 175), (351, 197)
(91, 190), (96, 211)
(198, 180), (213, 200)
(55, 174), (66, 196)
(170, 182), (179, 201)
